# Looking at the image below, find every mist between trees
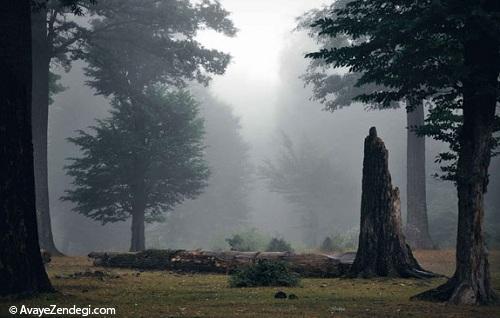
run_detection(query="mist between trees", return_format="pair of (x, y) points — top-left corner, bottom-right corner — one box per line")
(17, 0), (494, 257)
(46, 31), (500, 256)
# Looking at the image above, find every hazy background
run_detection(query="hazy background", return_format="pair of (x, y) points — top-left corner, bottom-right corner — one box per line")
(47, 0), (499, 254)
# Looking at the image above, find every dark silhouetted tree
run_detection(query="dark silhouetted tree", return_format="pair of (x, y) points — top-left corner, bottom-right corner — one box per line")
(350, 128), (434, 278)
(298, 2), (433, 249)
(31, 0), (96, 255)
(0, 0), (88, 297)
(30, 0), (235, 254)
(63, 89), (208, 251)
(306, 0), (499, 305)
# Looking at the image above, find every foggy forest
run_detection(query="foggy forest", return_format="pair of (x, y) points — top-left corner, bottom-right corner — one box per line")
(1, 0), (500, 317)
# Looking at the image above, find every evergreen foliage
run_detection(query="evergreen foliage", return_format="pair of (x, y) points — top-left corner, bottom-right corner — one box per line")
(297, 0), (388, 112)
(83, 0), (236, 97)
(306, 0), (500, 304)
(305, 0), (499, 181)
(63, 88), (208, 225)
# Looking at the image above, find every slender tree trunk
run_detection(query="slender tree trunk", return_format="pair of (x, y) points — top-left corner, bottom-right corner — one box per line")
(128, 99), (148, 252)
(31, 7), (62, 256)
(350, 127), (435, 279)
(306, 208), (319, 247)
(130, 182), (146, 251)
(130, 209), (146, 252)
(413, 10), (499, 304)
(406, 100), (434, 249)
(0, 0), (54, 296)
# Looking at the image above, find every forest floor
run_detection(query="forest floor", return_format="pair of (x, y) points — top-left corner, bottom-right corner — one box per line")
(1, 250), (500, 318)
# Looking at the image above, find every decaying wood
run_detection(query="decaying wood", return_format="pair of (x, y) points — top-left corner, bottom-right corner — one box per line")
(350, 127), (436, 279)
(88, 250), (355, 278)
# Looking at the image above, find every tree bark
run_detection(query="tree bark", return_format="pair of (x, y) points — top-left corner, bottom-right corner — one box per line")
(130, 176), (146, 252)
(412, 10), (499, 305)
(129, 99), (148, 252)
(406, 100), (434, 249)
(130, 209), (146, 252)
(31, 6), (62, 256)
(0, 0), (54, 296)
(349, 127), (435, 278)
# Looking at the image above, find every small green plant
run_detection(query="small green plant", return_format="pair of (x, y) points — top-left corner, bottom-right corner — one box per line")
(225, 228), (269, 251)
(229, 260), (300, 288)
(266, 237), (294, 252)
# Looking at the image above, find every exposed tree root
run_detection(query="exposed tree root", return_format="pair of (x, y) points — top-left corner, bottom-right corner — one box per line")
(411, 277), (498, 305)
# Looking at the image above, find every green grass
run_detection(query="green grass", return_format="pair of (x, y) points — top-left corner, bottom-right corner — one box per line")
(1, 251), (499, 317)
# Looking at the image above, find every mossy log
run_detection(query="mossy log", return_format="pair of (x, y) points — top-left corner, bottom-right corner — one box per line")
(88, 250), (355, 278)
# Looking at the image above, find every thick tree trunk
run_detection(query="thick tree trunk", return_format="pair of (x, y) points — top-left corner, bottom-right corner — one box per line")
(350, 128), (435, 278)
(0, 0), (54, 296)
(406, 100), (434, 249)
(31, 7), (62, 256)
(89, 250), (355, 277)
(412, 12), (499, 305)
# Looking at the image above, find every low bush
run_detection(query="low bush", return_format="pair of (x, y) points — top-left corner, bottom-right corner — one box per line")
(229, 260), (300, 288)
(266, 237), (294, 252)
(225, 228), (269, 251)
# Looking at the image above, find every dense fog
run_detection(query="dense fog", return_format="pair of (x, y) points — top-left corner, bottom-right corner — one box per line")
(44, 0), (499, 255)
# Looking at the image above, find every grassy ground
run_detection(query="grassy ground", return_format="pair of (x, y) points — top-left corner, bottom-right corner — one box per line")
(1, 250), (499, 318)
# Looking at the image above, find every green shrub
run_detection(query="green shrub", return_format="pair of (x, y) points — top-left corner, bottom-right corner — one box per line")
(225, 228), (269, 251)
(266, 237), (294, 252)
(229, 260), (300, 287)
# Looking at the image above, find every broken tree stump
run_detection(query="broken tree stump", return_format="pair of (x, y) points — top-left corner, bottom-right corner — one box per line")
(88, 250), (355, 278)
(349, 127), (435, 279)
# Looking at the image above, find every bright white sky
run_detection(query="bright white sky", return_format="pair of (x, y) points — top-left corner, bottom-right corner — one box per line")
(197, 0), (328, 155)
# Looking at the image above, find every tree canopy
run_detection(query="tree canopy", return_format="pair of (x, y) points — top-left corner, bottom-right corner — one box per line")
(83, 0), (236, 97)
(63, 89), (208, 225)
(306, 0), (500, 305)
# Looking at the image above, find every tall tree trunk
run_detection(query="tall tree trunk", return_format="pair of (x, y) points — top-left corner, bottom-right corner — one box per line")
(406, 100), (434, 249)
(0, 0), (54, 296)
(129, 99), (148, 252)
(412, 9), (499, 305)
(350, 127), (435, 279)
(31, 7), (62, 256)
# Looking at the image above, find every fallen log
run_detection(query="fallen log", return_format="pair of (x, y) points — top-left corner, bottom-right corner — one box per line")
(88, 250), (355, 278)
